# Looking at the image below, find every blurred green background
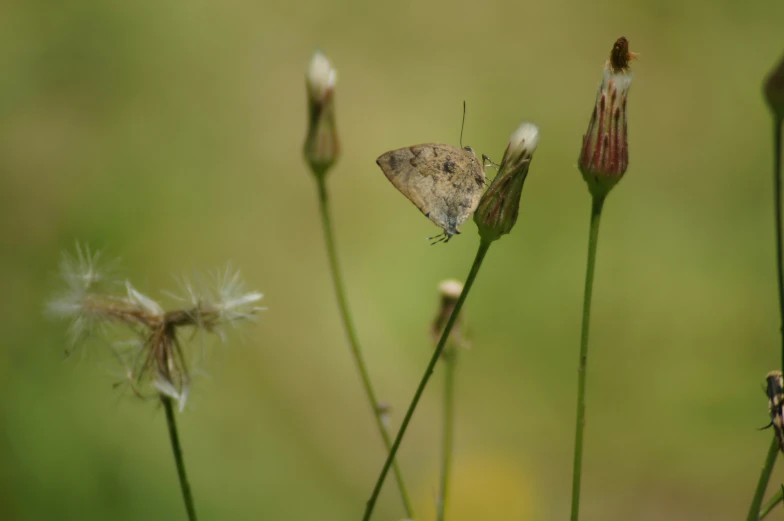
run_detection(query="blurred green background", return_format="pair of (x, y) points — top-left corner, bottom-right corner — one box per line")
(2, 0), (784, 520)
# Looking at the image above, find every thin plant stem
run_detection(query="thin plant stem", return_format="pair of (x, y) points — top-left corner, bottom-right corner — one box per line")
(570, 195), (605, 521)
(759, 478), (783, 520)
(747, 118), (784, 521)
(774, 118), (784, 371)
(315, 176), (415, 518)
(362, 239), (493, 521)
(747, 435), (779, 521)
(436, 349), (457, 521)
(162, 396), (198, 521)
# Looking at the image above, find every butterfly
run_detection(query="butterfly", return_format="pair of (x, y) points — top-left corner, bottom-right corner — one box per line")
(376, 143), (486, 243)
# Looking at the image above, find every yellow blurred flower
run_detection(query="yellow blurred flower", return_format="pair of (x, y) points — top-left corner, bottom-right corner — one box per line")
(419, 452), (535, 521)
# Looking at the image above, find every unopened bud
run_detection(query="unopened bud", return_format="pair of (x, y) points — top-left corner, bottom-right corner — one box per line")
(303, 51), (340, 177)
(473, 122), (540, 243)
(431, 279), (469, 353)
(765, 52), (784, 121)
(578, 37), (636, 198)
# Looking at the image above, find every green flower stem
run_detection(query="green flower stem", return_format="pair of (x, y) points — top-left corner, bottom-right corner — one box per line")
(362, 239), (493, 521)
(436, 349), (457, 521)
(315, 176), (415, 518)
(162, 396), (198, 521)
(753, 118), (784, 521)
(747, 435), (779, 521)
(759, 477), (783, 520)
(774, 118), (784, 371)
(570, 195), (605, 521)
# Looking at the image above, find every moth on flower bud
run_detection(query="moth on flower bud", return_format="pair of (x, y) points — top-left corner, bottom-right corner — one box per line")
(763, 370), (784, 452)
(303, 51), (340, 177)
(764, 52), (784, 120)
(473, 122), (540, 243)
(578, 37), (637, 198)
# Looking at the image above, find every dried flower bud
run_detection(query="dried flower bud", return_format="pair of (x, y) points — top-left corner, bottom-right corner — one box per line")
(578, 37), (636, 198)
(49, 245), (264, 411)
(431, 279), (469, 353)
(473, 122), (540, 243)
(765, 52), (784, 120)
(303, 51), (340, 177)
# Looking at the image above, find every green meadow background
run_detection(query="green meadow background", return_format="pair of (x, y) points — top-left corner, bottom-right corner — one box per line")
(2, 0), (784, 520)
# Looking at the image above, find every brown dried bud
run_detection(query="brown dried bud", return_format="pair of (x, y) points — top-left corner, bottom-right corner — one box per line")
(765, 52), (784, 121)
(303, 51), (340, 177)
(578, 37), (636, 198)
(431, 279), (469, 353)
(474, 122), (540, 243)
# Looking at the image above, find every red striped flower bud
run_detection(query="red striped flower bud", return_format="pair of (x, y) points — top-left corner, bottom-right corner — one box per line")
(578, 37), (636, 198)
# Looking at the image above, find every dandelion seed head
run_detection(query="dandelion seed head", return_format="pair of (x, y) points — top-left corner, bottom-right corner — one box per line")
(50, 246), (264, 411)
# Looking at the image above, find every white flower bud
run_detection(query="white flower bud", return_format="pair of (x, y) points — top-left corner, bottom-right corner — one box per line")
(474, 122), (540, 243)
(304, 50), (340, 176)
(306, 51), (336, 103)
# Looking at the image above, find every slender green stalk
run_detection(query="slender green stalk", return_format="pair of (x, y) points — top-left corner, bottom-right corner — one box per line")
(570, 195), (605, 521)
(436, 349), (457, 521)
(747, 436), (779, 521)
(759, 478), (783, 520)
(747, 119), (784, 521)
(362, 239), (492, 521)
(161, 396), (198, 521)
(315, 176), (415, 518)
(774, 118), (784, 371)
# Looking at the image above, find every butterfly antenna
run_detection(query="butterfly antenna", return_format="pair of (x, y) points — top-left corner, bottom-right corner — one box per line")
(459, 101), (467, 148)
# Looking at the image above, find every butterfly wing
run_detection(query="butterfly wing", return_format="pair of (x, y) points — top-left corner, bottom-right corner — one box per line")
(376, 145), (435, 219)
(377, 144), (485, 237)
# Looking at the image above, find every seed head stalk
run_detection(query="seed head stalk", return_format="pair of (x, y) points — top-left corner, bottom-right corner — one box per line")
(49, 246), (263, 521)
(162, 395), (198, 521)
(362, 239), (492, 521)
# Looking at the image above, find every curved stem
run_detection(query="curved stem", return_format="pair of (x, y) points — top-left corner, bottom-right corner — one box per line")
(315, 177), (415, 518)
(162, 396), (198, 521)
(362, 239), (493, 521)
(570, 195), (605, 521)
(747, 435), (779, 521)
(436, 349), (457, 521)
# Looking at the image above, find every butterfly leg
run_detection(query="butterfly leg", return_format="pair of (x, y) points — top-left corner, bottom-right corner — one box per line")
(482, 154), (500, 170)
(428, 233), (449, 246)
